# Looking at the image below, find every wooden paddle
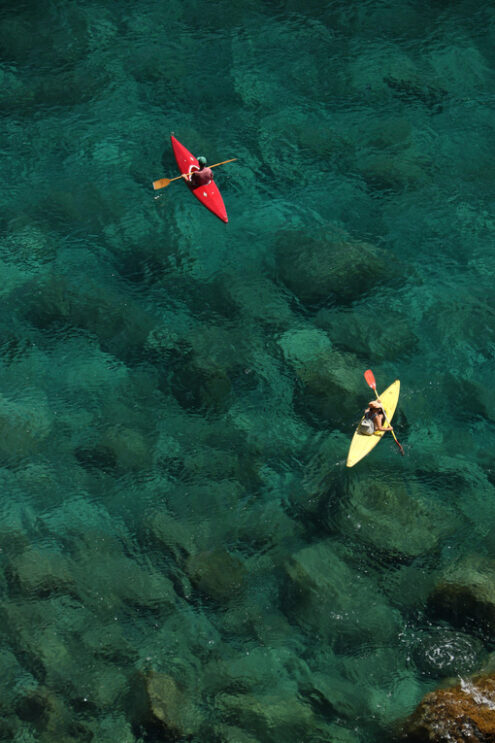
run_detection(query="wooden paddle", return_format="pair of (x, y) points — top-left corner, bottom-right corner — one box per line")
(364, 369), (405, 456)
(152, 158), (238, 190)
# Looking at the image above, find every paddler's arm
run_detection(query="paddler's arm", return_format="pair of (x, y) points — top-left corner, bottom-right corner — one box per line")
(374, 398), (393, 431)
(375, 414), (393, 432)
(375, 422), (394, 432)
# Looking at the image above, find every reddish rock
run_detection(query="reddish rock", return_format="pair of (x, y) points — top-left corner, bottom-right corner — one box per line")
(130, 671), (201, 740)
(145, 672), (200, 738)
(401, 674), (495, 742)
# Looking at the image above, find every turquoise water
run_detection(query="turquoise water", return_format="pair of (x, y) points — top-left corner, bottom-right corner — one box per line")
(1, 0), (495, 741)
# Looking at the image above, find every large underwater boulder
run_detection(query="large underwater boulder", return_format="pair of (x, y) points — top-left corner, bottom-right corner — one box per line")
(275, 227), (387, 308)
(428, 555), (495, 634)
(283, 540), (398, 648)
(340, 473), (456, 561)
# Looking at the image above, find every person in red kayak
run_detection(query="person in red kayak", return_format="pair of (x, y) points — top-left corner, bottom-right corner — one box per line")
(182, 156), (214, 187)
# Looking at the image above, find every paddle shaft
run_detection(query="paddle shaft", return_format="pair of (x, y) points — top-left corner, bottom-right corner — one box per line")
(365, 369), (405, 456)
(153, 158), (237, 190)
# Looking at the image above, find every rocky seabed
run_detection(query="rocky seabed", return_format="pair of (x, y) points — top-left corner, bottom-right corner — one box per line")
(1, 0), (495, 742)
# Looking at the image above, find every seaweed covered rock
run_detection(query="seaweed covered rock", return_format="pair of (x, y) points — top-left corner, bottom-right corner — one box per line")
(428, 556), (495, 633)
(401, 674), (495, 743)
(275, 227), (390, 308)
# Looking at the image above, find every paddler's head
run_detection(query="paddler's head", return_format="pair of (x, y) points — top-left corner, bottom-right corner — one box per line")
(197, 156), (207, 169)
(369, 400), (382, 410)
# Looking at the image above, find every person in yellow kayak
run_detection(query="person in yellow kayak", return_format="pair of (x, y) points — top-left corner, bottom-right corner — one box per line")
(359, 399), (394, 435)
(182, 156), (214, 187)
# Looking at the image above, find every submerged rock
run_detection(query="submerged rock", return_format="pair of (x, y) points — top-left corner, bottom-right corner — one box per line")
(284, 540), (398, 647)
(216, 691), (315, 742)
(340, 473), (454, 561)
(401, 674), (495, 743)
(81, 621), (137, 665)
(359, 151), (431, 193)
(169, 358), (232, 415)
(88, 714), (136, 743)
(0, 496), (35, 558)
(212, 723), (261, 743)
(0, 648), (36, 714)
(226, 273), (295, 329)
(80, 663), (130, 711)
(147, 608), (222, 675)
(10, 547), (75, 598)
(428, 555), (495, 634)
(292, 348), (364, 429)
(131, 671), (201, 739)
(77, 553), (177, 614)
(0, 391), (52, 462)
(275, 227), (389, 308)
(145, 510), (196, 563)
(278, 327), (333, 367)
(15, 684), (93, 743)
(315, 304), (418, 362)
(101, 425), (152, 471)
(186, 549), (246, 602)
(204, 646), (309, 697)
(17, 271), (154, 363)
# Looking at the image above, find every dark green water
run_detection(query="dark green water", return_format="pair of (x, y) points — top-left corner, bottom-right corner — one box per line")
(1, 1), (495, 741)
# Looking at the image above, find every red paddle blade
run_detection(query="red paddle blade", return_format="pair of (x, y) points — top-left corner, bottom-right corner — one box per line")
(364, 369), (376, 390)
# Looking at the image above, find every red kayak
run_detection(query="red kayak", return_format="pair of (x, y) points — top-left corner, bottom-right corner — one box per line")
(170, 135), (228, 223)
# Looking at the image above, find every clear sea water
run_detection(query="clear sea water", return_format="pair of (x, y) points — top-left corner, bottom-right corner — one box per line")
(1, 1), (495, 741)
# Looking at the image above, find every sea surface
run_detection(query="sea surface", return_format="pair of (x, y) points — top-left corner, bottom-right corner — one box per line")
(1, 1), (495, 741)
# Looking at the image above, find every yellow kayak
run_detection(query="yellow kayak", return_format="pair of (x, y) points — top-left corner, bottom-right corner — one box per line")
(346, 380), (400, 468)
